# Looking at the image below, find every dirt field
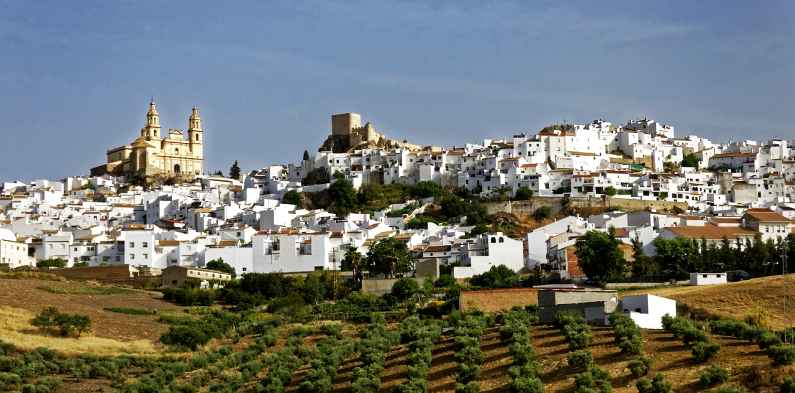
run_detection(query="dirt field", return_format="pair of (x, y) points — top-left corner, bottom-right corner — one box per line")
(459, 288), (539, 312)
(319, 324), (792, 393)
(622, 274), (795, 330)
(0, 278), (183, 355)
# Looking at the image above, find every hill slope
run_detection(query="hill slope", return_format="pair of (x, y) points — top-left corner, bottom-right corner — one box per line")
(622, 274), (795, 330)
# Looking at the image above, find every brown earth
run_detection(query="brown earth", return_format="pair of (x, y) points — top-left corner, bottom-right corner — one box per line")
(0, 278), (182, 343)
(318, 325), (791, 393)
(459, 288), (539, 313)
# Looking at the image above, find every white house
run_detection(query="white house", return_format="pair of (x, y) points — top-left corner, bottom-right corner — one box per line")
(619, 294), (677, 330)
(454, 232), (523, 278)
(690, 272), (727, 286)
(0, 228), (32, 269)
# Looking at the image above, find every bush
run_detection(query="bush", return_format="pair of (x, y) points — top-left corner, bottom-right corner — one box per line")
(699, 365), (729, 387)
(574, 367), (611, 393)
(455, 381), (480, 393)
(31, 308), (91, 337)
(627, 356), (652, 378)
(767, 344), (795, 366)
(391, 278), (420, 302)
(716, 387), (746, 393)
(104, 307), (155, 315)
(691, 341), (720, 363)
(567, 350), (592, 370)
(0, 372), (22, 391)
(781, 377), (795, 393)
(636, 374), (672, 393)
(511, 375), (543, 393)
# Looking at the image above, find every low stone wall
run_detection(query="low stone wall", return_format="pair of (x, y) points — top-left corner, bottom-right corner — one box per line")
(484, 196), (687, 216)
(361, 277), (423, 296)
(50, 265), (136, 283)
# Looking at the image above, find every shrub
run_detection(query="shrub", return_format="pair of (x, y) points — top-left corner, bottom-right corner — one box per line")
(574, 367), (611, 393)
(455, 381), (480, 393)
(699, 364), (729, 387)
(391, 278), (420, 302)
(567, 350), (593, 370)
(758, 331), (783, 350)
(716, 387), (746, 393)
(691, 341), (720, 363)
(0, 372), (22, 391)
(781, 377), (795, 393)
(636, 374), (672, 393)
(627, 356), (652, 378)
(511, 375), (543, 393)
(31, 308), (91, 337)
(104, 307), (155, 315)
(767, 344), (795, 366)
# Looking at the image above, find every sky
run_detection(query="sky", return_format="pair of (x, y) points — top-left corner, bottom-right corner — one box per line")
(1, 0), (793, 181)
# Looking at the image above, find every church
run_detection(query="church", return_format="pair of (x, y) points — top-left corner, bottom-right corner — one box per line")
(92, 101), (204, 182)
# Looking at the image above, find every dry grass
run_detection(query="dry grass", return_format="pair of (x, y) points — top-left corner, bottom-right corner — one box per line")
(0, 306), (158, 356)
(460, 288), (538, 312)
(622, 274), (795, 330)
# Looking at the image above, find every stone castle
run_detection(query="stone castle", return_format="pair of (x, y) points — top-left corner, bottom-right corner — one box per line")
(319, 112), (421, 153)
(92, 101), (204, 182)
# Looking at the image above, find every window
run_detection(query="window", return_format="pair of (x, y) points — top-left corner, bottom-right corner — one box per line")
(635, 308), (641, 313)
(490, 237), (496, 243)
(143, 242), (148, 248)
(143, 253), (148, 259)
(129, 242), (135, 248)
(130, 254), (135, 260)
(702, 274), (707, 278)
(499, 237), (504, 243)
(242, 267), (247, 272)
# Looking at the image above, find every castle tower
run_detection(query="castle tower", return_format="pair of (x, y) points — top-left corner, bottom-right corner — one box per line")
(141, 100), (161, 139)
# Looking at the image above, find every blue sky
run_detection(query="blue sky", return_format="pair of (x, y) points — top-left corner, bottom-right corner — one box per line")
(1, 0), (793, 181)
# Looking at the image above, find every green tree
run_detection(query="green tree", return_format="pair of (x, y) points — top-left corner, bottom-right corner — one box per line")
(365, 238), (414, 278)
(575, 230), (627, 284)
(391, 277), (420, 302)
(342, 248), (364, 282)
(282, 190), (303, 208)
(205, 258), (236, 278)
(514, 187), (533, 200)
(532, 206), (552, 221)
(229, 160), (241, 179)
(469, 265), (518, 288)
(302, 273), (326, 304)
(681, 153), (699, 168)
(604, 186), (617, 197)
(328, 177), (358, 215)
(411, 181), (445, 199)
(37, 258), (67, 268)
(303, 167), (330, 186)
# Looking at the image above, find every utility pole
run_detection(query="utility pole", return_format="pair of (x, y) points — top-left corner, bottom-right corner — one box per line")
(784, 238), (792, 343)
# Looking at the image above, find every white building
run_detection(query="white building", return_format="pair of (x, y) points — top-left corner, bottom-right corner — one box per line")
(0, 228), (32, 269)
(619, 294), (677, 330)
(690, 272), (727, 286)
(454, 232), (523, 278)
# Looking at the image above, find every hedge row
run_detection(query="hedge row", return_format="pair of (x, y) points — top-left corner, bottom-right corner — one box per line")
(608, 313), (642, 355)
(554, 313), (592, 351)
(351, 314), (399, 393)
(298, 337), (355, 393)
(500, 311), (543, 393)
(453, 314), (489, 393)
(661, 316), (719, 363)
(709, 319), (795, 366)
(393, 316), (442, 393)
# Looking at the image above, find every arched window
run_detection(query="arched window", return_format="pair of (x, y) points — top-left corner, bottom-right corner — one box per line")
(490, 237), (496, 243)
(499, 237), (504, 243)
(174, 164), (181, 174)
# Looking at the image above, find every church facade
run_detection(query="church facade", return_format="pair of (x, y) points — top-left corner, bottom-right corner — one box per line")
(93, 101), (204, 182)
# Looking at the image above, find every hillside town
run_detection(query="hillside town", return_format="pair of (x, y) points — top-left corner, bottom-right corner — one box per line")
(1, 104), (793, 286)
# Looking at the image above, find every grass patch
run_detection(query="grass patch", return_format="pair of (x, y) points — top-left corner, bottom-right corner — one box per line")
(104, 307), (157, 316)
(36, 285), (132, 295)
(0, 306), (158, 356)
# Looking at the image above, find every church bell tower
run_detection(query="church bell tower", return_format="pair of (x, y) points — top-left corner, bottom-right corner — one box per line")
(141, 100), (161, 139)
(188, 107), (204, 163)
